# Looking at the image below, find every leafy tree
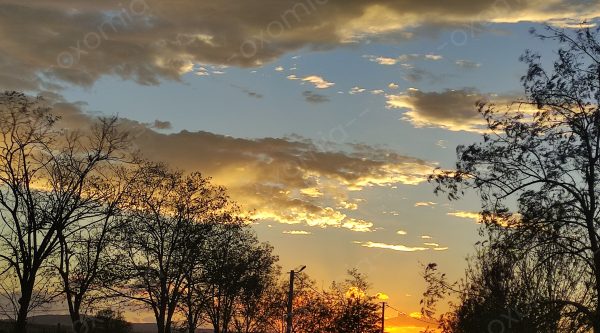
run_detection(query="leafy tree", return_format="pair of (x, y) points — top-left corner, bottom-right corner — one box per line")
(330, 269), (380, 333)
(430, 26), (600, 331)
(285, 272), (335, 333)
(423, 242), (567, 333)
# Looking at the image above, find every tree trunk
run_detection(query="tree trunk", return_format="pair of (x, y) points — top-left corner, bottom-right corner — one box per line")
(156, 314), (166, 333)
(593, 316), (600, 333)
(69, 307), (82, 333)
(15, 279), (34, 333)
(187, 313), (195, 333)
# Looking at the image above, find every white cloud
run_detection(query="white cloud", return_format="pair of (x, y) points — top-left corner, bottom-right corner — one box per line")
(283, 230), (312, 235)
(455, 59), (481, 69)
(425, 54), (443, 60)
(302, 75), (335, 89)
(355, 241), (428, 252)
(349, 86), (366, 94)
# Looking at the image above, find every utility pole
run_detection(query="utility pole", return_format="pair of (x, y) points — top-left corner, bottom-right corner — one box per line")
(381, 302), (386, 333)
(285, 269), (295, 333)
(286, 265), (306, 333)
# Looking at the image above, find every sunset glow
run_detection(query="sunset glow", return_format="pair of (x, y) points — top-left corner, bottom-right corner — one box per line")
(1, 1), (598, 332)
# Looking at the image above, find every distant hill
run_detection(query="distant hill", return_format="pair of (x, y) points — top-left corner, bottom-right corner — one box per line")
(12, 315), (213, 333)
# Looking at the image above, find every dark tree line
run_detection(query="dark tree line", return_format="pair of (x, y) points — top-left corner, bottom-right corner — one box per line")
(425, 25), (600, 332)
(0, 91), (384, 333)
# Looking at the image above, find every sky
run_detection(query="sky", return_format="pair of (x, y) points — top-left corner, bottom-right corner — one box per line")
(1, 0), (599, 329)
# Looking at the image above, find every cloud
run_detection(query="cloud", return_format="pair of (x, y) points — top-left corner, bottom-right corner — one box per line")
(301, 75), (335, 89)
(275, 66), (285, 71)
(447, 210), (519, 228)
(283, 230), (312, 235)
(46, 96), (435, 233)
(386, 88), (501, 132)
(355, 241), (428, 252)
(364, 53), (443, 66)
(349, 86), (366, 94)
(0, 0), (596, 91)
(414, 201), (436, 207)
(396, 230), (407, 235)
(447, 211), (481, 222)
(372, 57), (399, 65)
(424, 54), (443, 61)
(402, 68), (449, 84)
(388, 83), (399, 90)
(300, 187), (323, 197)
(421, 235), (432, 239)
(455, 59), (482, 69)
(152, 119), (172, 130)
(371, 89), (385, 95)
(302, 90), (330, 104)
(128, 125), (433, 231)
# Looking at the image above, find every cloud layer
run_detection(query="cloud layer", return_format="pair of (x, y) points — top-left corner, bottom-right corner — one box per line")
(1, 0), (598, 91)
(49, 96), (434, 232)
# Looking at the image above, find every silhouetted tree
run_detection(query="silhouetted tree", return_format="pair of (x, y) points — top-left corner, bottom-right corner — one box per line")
(430, 25), (600, 332)
(54, 165), (136, 333)
(423, 241), (568, 333)
(201, 223), (277, 333)
(94, 308), (132, 333)
(110, 163), (229, 333)
(0, 91), (128, 333)
(284, 272), (334, 333)
(330, 269), (380, 333)
(230, 242), (280, 333)
(276, 269), (381, 333)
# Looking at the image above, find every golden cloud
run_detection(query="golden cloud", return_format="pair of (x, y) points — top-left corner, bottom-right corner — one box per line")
(354, 241), (429, 252)
(447, 210), (520, 228)
(386, 88), (490, 132)
(283, 230), (312, 235)
(0, 0), (597, 90)
(48, 97), (434, 233)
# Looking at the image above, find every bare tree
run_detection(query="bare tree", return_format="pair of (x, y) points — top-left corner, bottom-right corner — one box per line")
(55, 164), (135, 333)
(0, 91), (128, 332)
(201, 223), (274, 333)
(430, 26), (600, 331)
(229, 241), (279, 333)
(112, 163), (229, 333)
